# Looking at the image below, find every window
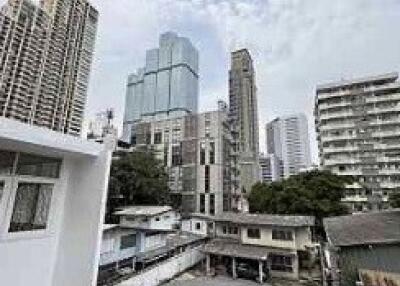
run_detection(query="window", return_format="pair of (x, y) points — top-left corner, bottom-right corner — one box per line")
(155, 217), (160, 221)
(154, 132), (162, 144)
(247, 228), (261, 239)
(222, 225), (227, 234)
(272, 229), (293, 241)
(172, 145), (182, 166)
(0, 181), (4, 202)
(17, 153), (61, 178)
(145, 132), (151, 144)
(0, 151), (16, 175)
(9, 183), (53, 232)
(120, 234), (136, 250)
(209, 142), (215, 164)
(200, 194), (205, 213)
(205, 165), (210, 193)
(209, 193), (215, 215)
(195, 222), (201, 230)
(200, 142), (206, 165)
(270, 255), (293, 272)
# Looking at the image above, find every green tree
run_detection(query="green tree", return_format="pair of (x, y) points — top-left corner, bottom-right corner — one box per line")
(248, 170), (352, 232)
(389, 192), (400, 208)
(106, 149), (170, 223)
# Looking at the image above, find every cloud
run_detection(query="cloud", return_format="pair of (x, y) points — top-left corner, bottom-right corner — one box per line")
(3, 0), (400, 163)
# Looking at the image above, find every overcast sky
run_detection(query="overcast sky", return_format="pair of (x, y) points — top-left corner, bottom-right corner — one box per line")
(5, 0), (400, 162)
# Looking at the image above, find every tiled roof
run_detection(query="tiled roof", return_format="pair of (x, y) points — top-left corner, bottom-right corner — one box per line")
(214, 212), (315, 227)
(324, 210), (400, 247)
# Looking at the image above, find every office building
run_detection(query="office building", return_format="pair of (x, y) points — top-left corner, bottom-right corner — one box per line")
(315, 72), (400, 212)
(259, 153), (281, 182)
(0, 0), (98, 135)
(229, 49), (260, 197)
(0, 117), (114, 286)
(266, 114), (312, 178)
(122, 32), (199, 143)
(130, 103), (239, 215)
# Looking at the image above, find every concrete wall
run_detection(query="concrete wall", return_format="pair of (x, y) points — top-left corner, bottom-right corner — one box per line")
(181, 218), (209, 236)
(116, 246), (205, 286)
(240, 225), (313, 250)
(0, 119), (113, 286)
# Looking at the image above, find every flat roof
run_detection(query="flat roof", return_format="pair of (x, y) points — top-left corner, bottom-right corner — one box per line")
(316, 72), (398, 93)
(324, 210), (400, 247)
(0, 117), (104, 157)
(114, 206), (172, 217)
(214, 212), (315, 227)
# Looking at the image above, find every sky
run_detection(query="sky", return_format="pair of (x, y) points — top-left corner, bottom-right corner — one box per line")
(6, 0), (400, 162)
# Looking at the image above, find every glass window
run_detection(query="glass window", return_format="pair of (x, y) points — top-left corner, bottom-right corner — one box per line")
(17, 153), (61, 178)
(120, 234), (136, 250)
(272, 229), (293, 241)
(9, 183), (53, 232)
(271, 255), (293, 272)
(209, 142), (215, 164)
(209, 193), (215, 215)
(200, 194), (205, 213)
(205, 165), (210, 193)
(247, 228), (261, 239)
(195, 222), (201, 230)
(0, 181), (4, 202)
(0, 151), (16, 175)
(200, 142), (206, 165)
(154, 132), (162, 144)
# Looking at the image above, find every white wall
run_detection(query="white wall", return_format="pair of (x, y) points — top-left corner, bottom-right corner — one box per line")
(117, 246), (204, 286)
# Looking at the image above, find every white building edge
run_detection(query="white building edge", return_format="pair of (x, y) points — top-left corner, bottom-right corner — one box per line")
(0, 117), (114, 286)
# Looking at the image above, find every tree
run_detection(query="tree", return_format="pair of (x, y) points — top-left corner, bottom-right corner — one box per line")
(389, 192), (400, 208)
(105, 149), (170, 223)
(248, 170), (352, 232)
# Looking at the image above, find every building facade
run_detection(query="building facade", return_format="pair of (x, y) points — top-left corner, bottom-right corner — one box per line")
(0, 0), (98, 136)
(122, 32), (199, 143)
(201, 212), (318, 282)
(315, 72), (400, 212)
(229, 49), (260, 197)
(0, 117), (114, 286)
(130, 105), (239, 215)
(259, 153), (281, 183)
(266, 114), (312, 179)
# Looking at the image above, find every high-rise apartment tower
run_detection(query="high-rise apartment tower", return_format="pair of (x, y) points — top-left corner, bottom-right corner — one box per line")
(122, 32), (199, 143)
(266, 114), (312, 178)
(229, 49), (259, 199)
(0, 0), (98, 135)
(315, 72), (400, 212)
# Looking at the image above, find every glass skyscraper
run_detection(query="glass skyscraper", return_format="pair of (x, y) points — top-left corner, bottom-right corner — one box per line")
(122, 32), (199, 143)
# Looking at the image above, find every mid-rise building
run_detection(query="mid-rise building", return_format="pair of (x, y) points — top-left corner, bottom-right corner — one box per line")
(229, 49), (260, 197)
(130, 103), (239, 215)
(122, 32), (199, 143)
(0, 0), (98, 135)
(315, 72), (400, 212)
(259, 153), (281, 182)
(266, 114), (312, 178)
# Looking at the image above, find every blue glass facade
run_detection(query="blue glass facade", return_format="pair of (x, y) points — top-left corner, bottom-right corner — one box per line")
(122, 32), (199, 142)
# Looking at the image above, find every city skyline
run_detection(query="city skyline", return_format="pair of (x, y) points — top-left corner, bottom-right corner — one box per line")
(85, 0), (400, 164)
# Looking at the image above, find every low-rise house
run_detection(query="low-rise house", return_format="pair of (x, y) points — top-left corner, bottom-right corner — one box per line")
(202, 212), (318, 282)
(323, 210), (400, 286)
(0, 118), (114, 286)
(116, 205), (179, 230)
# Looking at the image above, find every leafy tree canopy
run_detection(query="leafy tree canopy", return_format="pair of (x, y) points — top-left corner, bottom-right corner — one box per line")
(106, 149), (170, 223)
(248, 170), (352, 227)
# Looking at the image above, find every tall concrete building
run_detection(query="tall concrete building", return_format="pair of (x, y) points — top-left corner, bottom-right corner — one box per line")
(315, 72), (400, 212)
(229, 49), (259, 197)
(0, 0), (98, 136)
(131, 103), (239, 215)
(266, 114), (312, 178)
(122, 32), (199, 143)
(259, 153), (281, 183)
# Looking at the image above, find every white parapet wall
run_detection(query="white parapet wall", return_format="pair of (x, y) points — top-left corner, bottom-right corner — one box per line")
(117, 246), (205, 286)
(0, 118), (114, 286)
